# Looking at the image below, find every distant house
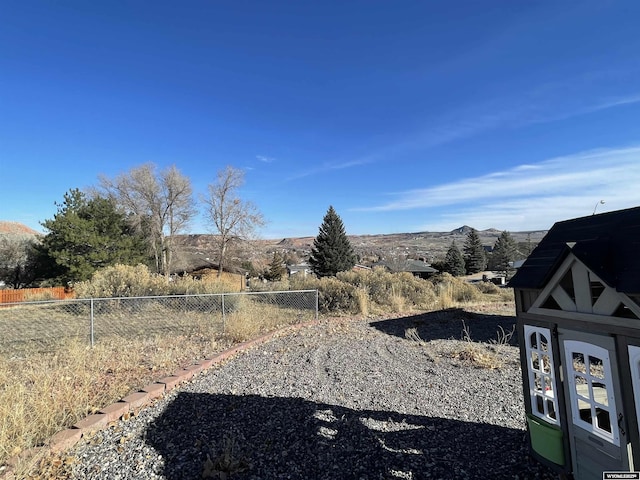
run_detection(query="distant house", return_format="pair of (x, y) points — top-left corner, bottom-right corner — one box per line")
(287, 264), (312, 277)
(287, 263), (371, 277)
(352, 264), (372, 272)
(510, 259), (527, 269)
(186, 266), (247, 291)
(509, 206), (640, 479)
(375, 259), (438, 279)
(171, 255), (247, 291)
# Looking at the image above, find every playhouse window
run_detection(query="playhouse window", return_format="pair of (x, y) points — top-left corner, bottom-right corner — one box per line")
(524, 325), (560, 426)
(564, 340), (619, 446)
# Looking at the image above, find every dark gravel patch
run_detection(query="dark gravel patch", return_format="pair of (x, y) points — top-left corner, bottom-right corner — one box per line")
(66, 310), (556, 480)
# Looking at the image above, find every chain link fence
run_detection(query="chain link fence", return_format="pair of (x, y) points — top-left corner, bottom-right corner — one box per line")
(0, 290), (318, 355)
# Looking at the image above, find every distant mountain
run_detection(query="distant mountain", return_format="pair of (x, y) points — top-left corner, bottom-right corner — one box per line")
(450, 225), (474, 235)
(248, 228), (548, 264)
(276, 237), (314, 249)
(449, 226), (505, 235)
(0, 221), (41, 236)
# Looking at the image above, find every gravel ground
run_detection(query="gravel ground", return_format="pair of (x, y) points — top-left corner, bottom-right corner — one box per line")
(65, 307), (556, 480)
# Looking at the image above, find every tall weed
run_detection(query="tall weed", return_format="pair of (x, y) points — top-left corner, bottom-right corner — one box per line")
(431, 273), (482, 304)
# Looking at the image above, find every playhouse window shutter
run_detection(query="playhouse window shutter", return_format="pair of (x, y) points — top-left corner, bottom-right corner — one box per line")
(524, 325), (560, 426)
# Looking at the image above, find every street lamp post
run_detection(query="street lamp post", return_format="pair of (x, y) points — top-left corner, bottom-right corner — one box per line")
(593, 200), (605, 215)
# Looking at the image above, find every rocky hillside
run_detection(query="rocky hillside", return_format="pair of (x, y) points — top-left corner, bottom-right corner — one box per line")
(1, 221), (547, 272)
(0, 222), (41, 241)
(268, 227), (547, 263)
(0, 221), (40, 236)
(175, 226), (548, 269)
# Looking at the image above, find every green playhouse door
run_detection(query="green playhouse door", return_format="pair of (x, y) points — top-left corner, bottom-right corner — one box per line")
(560, 330), (630, 480)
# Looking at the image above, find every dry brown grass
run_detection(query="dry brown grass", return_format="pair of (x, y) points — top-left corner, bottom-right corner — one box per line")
(223, 301), (305, 343)
(354, 289), (370, 316)
(0, 333), (225, 473)
(452, 320), (515, 370)
(0, 301), (306, 475)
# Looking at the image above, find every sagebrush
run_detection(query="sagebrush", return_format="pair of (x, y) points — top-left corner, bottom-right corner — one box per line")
(74, 264), (241, 298)
(283, 269), (504, 315)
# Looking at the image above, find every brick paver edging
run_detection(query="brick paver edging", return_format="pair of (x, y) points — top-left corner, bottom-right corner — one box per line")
(1, 319), (319, 479)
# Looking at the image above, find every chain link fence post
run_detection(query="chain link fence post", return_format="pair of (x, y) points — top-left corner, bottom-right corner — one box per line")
(90, 298), (95, 347)
(222, 293), (226, 332)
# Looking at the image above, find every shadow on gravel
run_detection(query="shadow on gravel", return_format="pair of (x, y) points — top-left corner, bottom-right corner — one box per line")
(145, 392), (554, 480)
(370, 308), (519, 345)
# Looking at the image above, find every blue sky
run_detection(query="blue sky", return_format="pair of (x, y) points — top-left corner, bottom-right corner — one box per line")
(2, 1), (640, 239)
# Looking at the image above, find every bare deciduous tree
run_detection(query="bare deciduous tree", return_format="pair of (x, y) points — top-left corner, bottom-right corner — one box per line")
(203, 166), (265, 278)
(100, 163), (195, 276)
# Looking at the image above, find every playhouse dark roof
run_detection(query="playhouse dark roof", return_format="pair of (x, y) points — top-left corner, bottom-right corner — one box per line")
(509, 206), (640, 294)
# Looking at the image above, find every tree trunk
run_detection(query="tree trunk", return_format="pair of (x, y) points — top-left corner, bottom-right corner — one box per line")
(217, 242), (226, 278)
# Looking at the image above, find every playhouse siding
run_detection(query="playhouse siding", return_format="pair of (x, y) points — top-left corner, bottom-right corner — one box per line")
(514, 289), (541, 314)
(510, 206), (640, 479)
(516, 313), (574, 472)
(515, 308), (640, 477)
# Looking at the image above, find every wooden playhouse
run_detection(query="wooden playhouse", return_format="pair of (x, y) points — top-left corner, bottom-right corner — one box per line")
(509, 206), (640, 480)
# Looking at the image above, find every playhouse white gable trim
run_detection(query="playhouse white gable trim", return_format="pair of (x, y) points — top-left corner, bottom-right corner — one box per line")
(528, 252), (640, 319)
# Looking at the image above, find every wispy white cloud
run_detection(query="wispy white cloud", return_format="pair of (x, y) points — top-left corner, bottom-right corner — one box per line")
(525, 92), (640, 127)
(280, 66), (640, 189)
(355, 146), (640, 231)
(580, 93), (640, 113)
(402, 64), (640, 151)
(284, 80), (640, 183)
(256, 155), (275, 163)
(413, 91), (640, 151)
(285, 156), (375, 181)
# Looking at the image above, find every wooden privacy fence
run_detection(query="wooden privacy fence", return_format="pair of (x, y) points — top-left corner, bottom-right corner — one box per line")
(0, 287), (74, 304)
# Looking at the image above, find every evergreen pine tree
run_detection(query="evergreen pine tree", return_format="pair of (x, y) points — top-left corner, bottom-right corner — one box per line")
(309, 206), (356, 277)
(491, 230), (518, 275)
(40, 189), (148, 282)
(463, 227), (487, 274)
(524, 233), (535, 257)
(443, 241), (466, 276)
(266, 252), (287, 281)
